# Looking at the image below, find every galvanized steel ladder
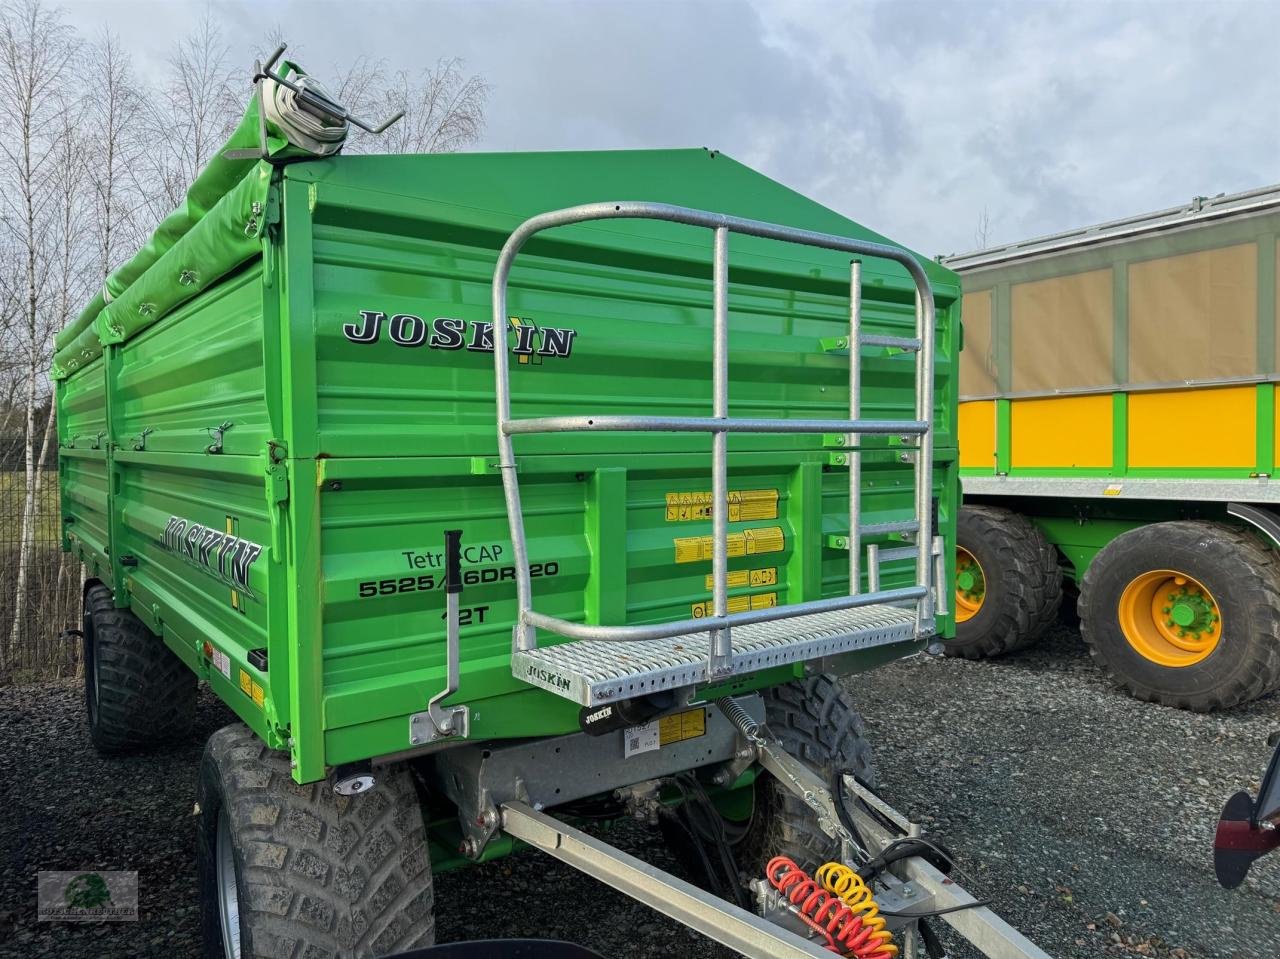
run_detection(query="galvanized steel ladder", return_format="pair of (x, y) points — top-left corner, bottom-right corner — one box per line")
(493, 202), (947, 706)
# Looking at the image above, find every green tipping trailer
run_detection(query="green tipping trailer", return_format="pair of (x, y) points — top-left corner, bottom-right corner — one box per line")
(54, 52), (1051, 959)
(943, 185), (1280, 712)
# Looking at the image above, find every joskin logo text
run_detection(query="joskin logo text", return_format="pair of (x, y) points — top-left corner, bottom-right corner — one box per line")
(161, 516), (263, 598)
(525, 664), (572, 691)
(343, 311), (578, 360)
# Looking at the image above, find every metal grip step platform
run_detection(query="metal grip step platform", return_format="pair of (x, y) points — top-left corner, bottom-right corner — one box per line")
(513, 605), (918, 706)
(492, 201), (942, 704)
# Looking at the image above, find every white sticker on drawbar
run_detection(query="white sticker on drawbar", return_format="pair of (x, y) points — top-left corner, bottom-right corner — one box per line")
(212, 649), (231, 679)
(624, 720), (660, 758)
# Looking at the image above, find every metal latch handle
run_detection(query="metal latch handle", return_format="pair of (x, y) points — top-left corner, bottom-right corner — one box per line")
(411, 529), (470, 745)
(444, 528), (463, 594)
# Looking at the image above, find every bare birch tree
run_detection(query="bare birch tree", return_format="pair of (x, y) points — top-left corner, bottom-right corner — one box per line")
(974, 205), (991, 249)
(329, 54), (387, 126)
(132, 9), (239, 222)
(0, 10), (490, 677)
(86, 29), (145, 279)
(348, 57), (488, 155)
(0, 0), (78, 656)
(0, 237), (19, 395)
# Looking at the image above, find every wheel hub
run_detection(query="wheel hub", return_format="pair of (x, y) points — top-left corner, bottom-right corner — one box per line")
(1164, 588), (1216, 636)
(1118, 569), (1222, 667)
(955, 547), (986, 624)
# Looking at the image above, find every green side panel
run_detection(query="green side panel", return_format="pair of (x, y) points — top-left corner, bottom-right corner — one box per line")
(1111, 392), (1128, 475)
(115, 449), (280, 745)
(109, 254), (276, 742)
(58, 257), (282, 748)
(60, 451), (112, 583)
(314, 451), (957, 765)
(59, 353), (113, 584)
(112, 263), (273, 456)
(58, 148), (960, 784)
(59, 352), (109, 449)
(295, 151), (953, 460)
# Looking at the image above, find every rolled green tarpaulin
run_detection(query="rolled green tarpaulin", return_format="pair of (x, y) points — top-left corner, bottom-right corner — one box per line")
(52, 161), (273, 375)
(54, 290), (106, 353)
(53, 102), (264, 354)
(98, 162), (273, 345)
(52, 60), (346, 372)
(50, 313), (106, 379)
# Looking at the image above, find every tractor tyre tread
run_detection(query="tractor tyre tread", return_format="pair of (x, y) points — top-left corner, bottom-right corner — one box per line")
(197, 723), (435, 958)
(736, 675), (876, 874)
(945, 505), (1062, 660)
(1080, 521), (1280, 711)
(85, 581), (195, 753)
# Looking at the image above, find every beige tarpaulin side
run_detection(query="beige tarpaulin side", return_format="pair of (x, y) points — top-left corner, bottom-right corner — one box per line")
(1010, 268), (1112, 393)
(1129, 243), (1257, 384)
(960, 289), (997, 397)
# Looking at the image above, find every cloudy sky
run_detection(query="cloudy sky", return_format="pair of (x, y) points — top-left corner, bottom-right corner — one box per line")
(65, 0), (1279, 256)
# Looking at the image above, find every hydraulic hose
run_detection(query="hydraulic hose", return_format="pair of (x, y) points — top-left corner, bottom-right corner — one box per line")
(262, 66), (348, 156)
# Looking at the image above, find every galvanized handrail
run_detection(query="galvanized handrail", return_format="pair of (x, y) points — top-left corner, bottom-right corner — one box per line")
(492, 201), (937, 675)
(504, 416), (927, 435)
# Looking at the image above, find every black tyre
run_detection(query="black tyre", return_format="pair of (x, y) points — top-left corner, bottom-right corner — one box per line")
(1079, 521), (1280, 711)
(83, 581), (196, 753)
(944, 505), (1062, 659)
(197, 724), (435, 958)
(734, 675), (876, 874)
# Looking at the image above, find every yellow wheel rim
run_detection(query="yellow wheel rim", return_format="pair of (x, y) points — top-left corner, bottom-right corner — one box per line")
(955, 547), (986, 623)
(1117, 569), (1223, 667)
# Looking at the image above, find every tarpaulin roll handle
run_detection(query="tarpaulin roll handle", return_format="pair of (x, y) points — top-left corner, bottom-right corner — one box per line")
(444, 530), (463, 594)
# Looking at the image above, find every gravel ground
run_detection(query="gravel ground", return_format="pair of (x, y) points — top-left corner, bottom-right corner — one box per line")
(2, 621), (1278, 958)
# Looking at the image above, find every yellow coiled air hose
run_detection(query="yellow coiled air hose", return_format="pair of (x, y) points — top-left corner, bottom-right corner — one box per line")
(814, 862), (898, 958)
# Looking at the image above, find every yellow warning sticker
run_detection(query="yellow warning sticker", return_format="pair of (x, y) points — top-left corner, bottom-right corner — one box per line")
(705, 566), (778, 590)
(238, 669), (253, 697)
(674, 525), (785, 564)
(664, 489), (778, 523)
(251, 682), (265, 708)
(690, 591), (778, 618)
(625, 707), (708, 758)
(659, 708), (707, 746)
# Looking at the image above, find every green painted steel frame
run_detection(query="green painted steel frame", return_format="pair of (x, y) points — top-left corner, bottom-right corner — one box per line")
(276, 177), (326, 781)
(57, 150), (961, 788)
